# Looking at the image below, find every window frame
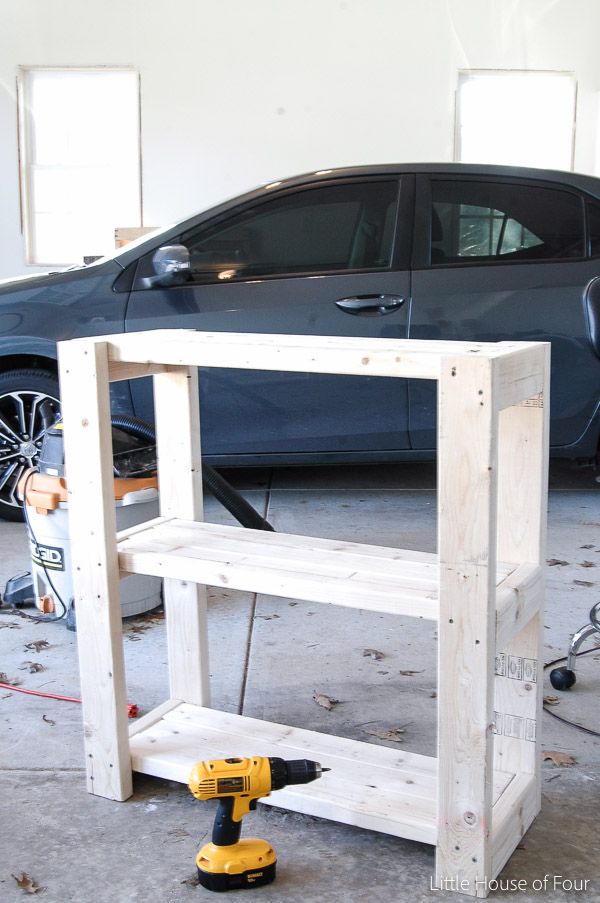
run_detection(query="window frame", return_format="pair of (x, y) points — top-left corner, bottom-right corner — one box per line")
(133, 176), (409, 289)
(414, 175), (588, 270)
(17, 65), (142, 267)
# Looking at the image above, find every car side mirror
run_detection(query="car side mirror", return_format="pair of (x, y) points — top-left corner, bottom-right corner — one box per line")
(139, 244), (192, 288)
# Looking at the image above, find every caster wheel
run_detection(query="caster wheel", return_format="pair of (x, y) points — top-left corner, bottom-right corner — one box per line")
(549, 666), (576, 691)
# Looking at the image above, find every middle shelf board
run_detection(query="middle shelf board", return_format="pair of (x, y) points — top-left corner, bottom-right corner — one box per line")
(129, 701), (518, 847)
(118, 518), (517, 620)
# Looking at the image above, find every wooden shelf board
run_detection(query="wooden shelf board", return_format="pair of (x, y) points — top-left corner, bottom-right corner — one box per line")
(129, 703), (516, 847)
(118, 519), (516, 620)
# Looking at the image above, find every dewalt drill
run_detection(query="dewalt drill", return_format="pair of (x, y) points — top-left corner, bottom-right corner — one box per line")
(188, 756), (329, 892)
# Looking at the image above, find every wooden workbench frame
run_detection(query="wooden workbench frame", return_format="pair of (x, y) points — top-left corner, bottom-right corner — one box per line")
(58, 331), (549, 898)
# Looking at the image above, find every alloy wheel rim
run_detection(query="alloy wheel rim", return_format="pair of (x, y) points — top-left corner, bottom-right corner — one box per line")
(0, 389), (60, 510)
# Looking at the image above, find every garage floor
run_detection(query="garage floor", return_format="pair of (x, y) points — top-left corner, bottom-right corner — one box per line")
(0, 461), (599, 902)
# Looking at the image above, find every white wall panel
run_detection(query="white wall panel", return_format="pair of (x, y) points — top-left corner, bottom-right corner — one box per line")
(1, 0), (599, 277)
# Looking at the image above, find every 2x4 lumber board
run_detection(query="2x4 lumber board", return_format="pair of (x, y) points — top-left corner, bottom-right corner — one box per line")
(130, 703), (435, 844)
(128, 704), (517, 846)
(107, 361), (168, 382)
(153, 367), (210, 707)
(117, 519), (517, 619)
(90, 329), (543, 382)
(494, 356), (549, 789)
(491, 773), (538, 877)
(58, 339), (132, 801)
(127, 698), (183, 738)
(492, 343), (549, 412)
(495, 564), (544, 649)
(118, 519), (439, 618)
(436, 354), (498, 896)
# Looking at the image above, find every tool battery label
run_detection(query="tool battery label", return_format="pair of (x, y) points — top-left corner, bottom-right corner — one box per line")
(30, 541), (65, 571)
(495, 653), (537, 683)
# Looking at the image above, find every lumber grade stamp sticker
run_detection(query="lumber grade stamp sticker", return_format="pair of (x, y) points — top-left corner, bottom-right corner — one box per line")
(495, 652), (537, 682)
(492, 712), (537, 742)
(518, 392), (544, 408)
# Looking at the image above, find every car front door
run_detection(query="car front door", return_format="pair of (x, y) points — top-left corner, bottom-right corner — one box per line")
(408, 174), (600, 452)
(125, 176), (413, 460)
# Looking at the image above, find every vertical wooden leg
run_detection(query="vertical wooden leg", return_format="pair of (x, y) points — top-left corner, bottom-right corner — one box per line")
(494, 387), (549, 836)
(153, 366), (210, 706)
(59, 340), (132, 800)
(436, 355), (497, 897)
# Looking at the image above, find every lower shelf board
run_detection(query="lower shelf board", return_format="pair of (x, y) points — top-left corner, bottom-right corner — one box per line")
(129, 702), (517, 847)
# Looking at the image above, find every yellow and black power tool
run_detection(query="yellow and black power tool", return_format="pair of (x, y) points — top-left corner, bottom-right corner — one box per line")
(188, 756), (329, 892)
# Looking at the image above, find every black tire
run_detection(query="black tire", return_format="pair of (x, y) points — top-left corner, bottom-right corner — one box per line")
(0, 369), (60, 522)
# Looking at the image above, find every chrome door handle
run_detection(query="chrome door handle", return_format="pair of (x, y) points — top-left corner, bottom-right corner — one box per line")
(334, 294), (405, 316)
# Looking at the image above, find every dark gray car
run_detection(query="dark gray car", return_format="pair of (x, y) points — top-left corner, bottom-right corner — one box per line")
(0, 162), (599, 520)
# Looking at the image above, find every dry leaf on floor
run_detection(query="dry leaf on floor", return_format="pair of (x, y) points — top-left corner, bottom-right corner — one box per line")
(546, 558), (569, 567)
(573, 579), (595, 587)
(167, 827), (190, 840)
(0, 621), (21, 629)
(363, 648), (384, 660)
(399, 669), (424, 676)
(542, 750), (577, 767)
(580, 544), (595, 549)
(18, 662), (45, 674)
(544, 695), (560, 706)
(0, 673), (22, 686)
(124, 611), (165, 639)
(580, 560), (596, 567)
(42, 714), (55, 726)
(181, 875), (200, 887)
(24, 640), (49, 653)
(12, 872), (45, 894)
(313, 692), (340, 711)
(366, 727), (408, 743)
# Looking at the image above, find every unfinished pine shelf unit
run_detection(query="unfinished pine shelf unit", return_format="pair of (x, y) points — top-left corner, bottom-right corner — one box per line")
(58, 330), (549, 898)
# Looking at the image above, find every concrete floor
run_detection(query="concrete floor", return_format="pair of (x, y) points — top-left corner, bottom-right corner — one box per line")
(0, 460), (599, 902)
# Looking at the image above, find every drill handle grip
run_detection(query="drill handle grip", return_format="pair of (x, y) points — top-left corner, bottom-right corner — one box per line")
(212, 796), (243, 846)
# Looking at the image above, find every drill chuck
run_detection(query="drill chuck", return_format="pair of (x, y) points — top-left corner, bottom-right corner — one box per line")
(269, 757), (327, 790)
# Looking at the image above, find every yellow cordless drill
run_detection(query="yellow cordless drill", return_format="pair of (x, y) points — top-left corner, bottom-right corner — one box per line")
(188, 756), (329, 892)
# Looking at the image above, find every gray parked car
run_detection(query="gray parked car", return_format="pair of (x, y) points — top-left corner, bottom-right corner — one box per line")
(0, 162), (599, 519)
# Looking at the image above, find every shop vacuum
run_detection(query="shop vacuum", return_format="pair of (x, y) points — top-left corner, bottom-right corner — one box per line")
(6, 416), (273, 628)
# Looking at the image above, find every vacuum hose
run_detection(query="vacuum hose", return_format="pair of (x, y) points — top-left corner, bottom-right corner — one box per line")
(110, 415), (274, 532)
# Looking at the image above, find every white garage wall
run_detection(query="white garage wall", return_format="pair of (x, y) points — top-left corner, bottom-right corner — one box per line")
(1, 0), (600, 278)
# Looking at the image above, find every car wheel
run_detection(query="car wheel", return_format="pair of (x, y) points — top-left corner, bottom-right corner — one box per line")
(0, 369), (61, 521)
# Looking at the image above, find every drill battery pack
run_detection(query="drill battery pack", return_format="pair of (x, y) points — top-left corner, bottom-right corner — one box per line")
(196, 838), (277, 892)
(198, 861), (276, 892)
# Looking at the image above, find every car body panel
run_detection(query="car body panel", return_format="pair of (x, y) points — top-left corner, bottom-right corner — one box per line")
(126, 269), (412, 454)
(0, 162), (598, 464)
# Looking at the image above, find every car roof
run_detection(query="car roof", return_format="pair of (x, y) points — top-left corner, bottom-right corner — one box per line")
(113, 162), (600, 267)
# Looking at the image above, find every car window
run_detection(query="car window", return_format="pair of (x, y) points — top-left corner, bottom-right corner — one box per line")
(429, 180), (584, 265)
(180, 180), (399, 282)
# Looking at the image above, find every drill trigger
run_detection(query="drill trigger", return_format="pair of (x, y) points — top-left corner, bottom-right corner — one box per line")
(249, 798), (258, 811)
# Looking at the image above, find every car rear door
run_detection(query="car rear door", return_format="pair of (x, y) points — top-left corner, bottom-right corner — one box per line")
(125, 176), (414, 460)
(408, 174), (600, 452)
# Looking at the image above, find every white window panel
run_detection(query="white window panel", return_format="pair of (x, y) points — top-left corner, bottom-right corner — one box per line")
(456, 71), (576, 171)
(19, 68), (141, 266)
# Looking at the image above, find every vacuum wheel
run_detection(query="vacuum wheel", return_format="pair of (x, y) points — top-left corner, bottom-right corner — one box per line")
(549, 666), (576, 691)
